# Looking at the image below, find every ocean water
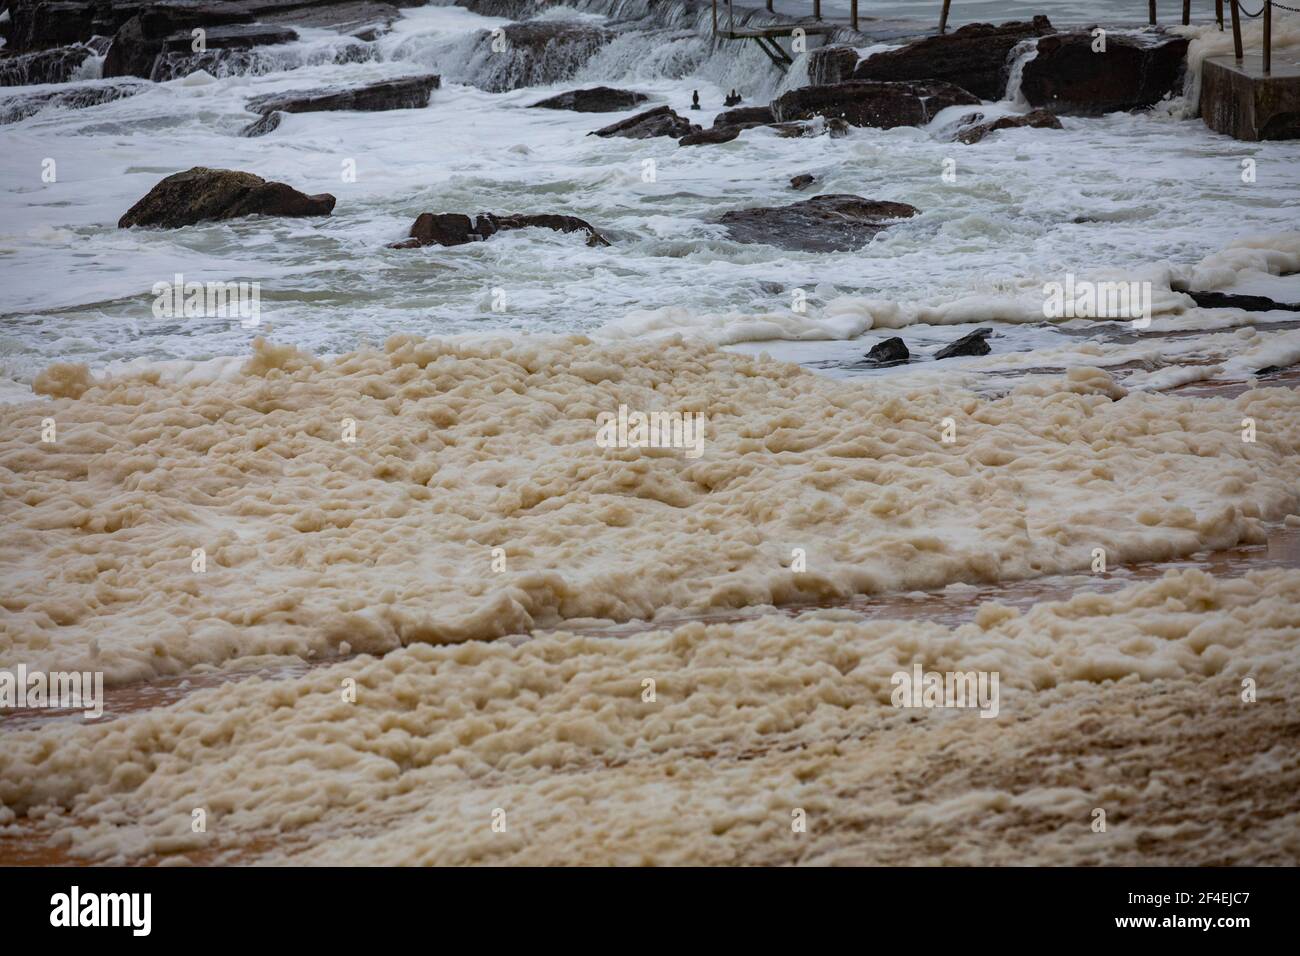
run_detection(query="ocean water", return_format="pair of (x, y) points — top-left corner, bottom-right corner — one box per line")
(0, 0), (1297, 400)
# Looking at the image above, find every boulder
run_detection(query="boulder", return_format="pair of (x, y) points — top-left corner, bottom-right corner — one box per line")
(808, 45), (860, 87)
(864, 337), (910, 366)
(790, 174), (817, 190)
(853, 17), (1055, 100)
(712, 105), (774, 128)
(590, 105), (698, 140)
(771, 80), (980, 129)
(934, 328), (993, 360)
(392, 211), (609, 248)
(118, 167), (336, 228)
(530, 87), (648, 112)
(245, 74), (439, 116)
(679, 125), (747, 146)
(954, 108), (1062, 143)
(716, 194), (919, 253)
(1019, 33), (1190, 115)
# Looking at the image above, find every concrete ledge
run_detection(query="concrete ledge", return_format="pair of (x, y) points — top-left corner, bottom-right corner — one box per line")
(1201, 53), (1300, 141)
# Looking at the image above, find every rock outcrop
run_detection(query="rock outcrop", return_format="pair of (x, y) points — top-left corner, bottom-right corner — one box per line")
(864, 337), (910, 366)
(246, 74), (439, 115)
(1019, 33), (1189, 115)
(772, 80), (980, 129)
(853, 17), (1055, 100)
(716, 194), (919, 252)
(712, 105), (774, 127)
(954, 108), (1062, 143)
(118, 167), (336, 228)
(590, 105), (698, 140)
(390, 212), (609, 248)
(530, 87), (648, 112)
(808, 45), (861, 87)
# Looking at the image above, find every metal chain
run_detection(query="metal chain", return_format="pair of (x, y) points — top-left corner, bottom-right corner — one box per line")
(1235, 1), (1300, 17)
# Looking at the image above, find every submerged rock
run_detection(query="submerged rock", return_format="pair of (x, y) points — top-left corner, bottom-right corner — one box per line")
(246, 74), (439, 116)
(239, 110), (284, 138)
(530, 87), (648, 112)
(864, 337), (910, 366)
(679, 125), (747, 146)
(790, 174), (817, 190)
(716, 194), (919, 253)
(590, 105), (698, 140)
(118, 167), (336, 228)
(769, 117), (851, 138)
(954, 108), (1062, 143)
(1187, 291), (1300, 312)
(771, 80), (980, 129)
(712, 105), (774, 128)
(1019, 33), (1189, 115)
(391, 211), (609, 248)
(934, 328), (993, 360)
(0, 80), (148, 125)
(853, 17), (1055, 100)
(474, 20), (611, 92)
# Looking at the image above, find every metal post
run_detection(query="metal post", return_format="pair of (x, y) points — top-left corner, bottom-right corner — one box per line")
(940, 0), (951, 34)
(1216, 0), (1224, 29)
(1230, 0), (1243, 60)
(851, 0), (858, 32)
(1149, 0), (1157, 25)
(1182, 0), (1190, 25)
(1264, 0), (1272, 74)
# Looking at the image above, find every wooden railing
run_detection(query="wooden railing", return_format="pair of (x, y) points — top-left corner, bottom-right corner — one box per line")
(1148, 3), (1276, 75)
(711, 1), (955, 36)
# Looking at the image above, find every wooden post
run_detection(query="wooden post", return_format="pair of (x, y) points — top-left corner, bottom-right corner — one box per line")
(766, 0), (772, 11)
(813, 0), (821, 21)
(711, 0), (717, 37)
(1230, 0), (1243, 60)
(1216, 0), (1224, 29)
(1149, 0), (1157, 25)
(851, 0), (858, 32)
(1182, 0), (1190, 25)
(940, 0), (951, 34)
(1264, 0), (1272, 74)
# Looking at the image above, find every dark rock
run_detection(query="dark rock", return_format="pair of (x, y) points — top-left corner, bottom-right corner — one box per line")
(0, 80), (149, 125)
(864, 337), (910, 366)
(590, 104), (698, 140)
(259, 1), (407, 34)
(149, 23), (299, 81)
(1019, 33), (1189, 115)
(679, 125), (748, 146)
(530, 87), (648, 112)
(790, 174), (817, 190)
(393, 211), (609, 248)
(5, 0), (142, 52)
(955, 108), (1062, 143)
(934, 328), (993, 360)
(716, 194), (919, 253)
(239, 110), (284, 137)
(771, 80), (980, 129)
(808, 45), (860, 86)
(1187, 291), (1300, 312)
(118, 167), (336, 228)
(1255, 365), (1285, 376)
(104, 5), (262, 79)
(853, 17), (1055, 100)
(474, 20), (610, 92)
(712, 105), (773, 127)
(246, 74), (439, 116)
(0, 44), (95, 86)
(769, 117), (851, 137)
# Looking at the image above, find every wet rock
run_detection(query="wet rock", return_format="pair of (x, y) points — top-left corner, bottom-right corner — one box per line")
(118, 167), (336, 228)
(712, 105), (774, 128)
(149, 24), (300, 81)
(104, 5), (263, 79)
(769, 117), (851, 137)
(0, 44), (96, 86)
(239, 110), (284, 138)
(259, 1), (408, 35)
(771, 80), (980, 129)
(474, 20), (611, 92)
(1187, 291), (1300, 312)
(392, 211), (609, 248)
(790, 174), (817, 190)
(0, 80), (149, 125)
(954, 108), (1062, 143)
(590, 104), (699, 140)
(679, 125), (747, 146)
(716, 194), (919, 253)
(245, 75), (439, 118)
(934, 328), (993, 360)
(864, 337), (910, 366)
(530, 87), (648, 112)
(808, 45), (861, 87)
(1019, 33), (1190, 115)
(5, 0), (142, 52)
(853, 17), (1055, 100)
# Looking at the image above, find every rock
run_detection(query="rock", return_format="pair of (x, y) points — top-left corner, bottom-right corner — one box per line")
(853, 17), (1055, 100)
(5, 0), (142, 52)
(934, 328), (993, 360)
(118, 167), (336, 228)
(679, 125), (747, 146)
(716, 194), (919, 253)
(149, 23), (299, 81)
(246, 74), (439, 117)
(790, 174), (817, 190)
(955, 108), (1062, 143)
(1255, 365), (1286, 376)
(104, 5), (261, 79)
(808, 45), (860, 86)
(0, 44), (95, 86)
(239, 110), (284, 138)
(474, 21), (610, 92)
(1, 80), (149, 125)
(1187, 291), (1300, 312)
(769, 117), (851, 138)
(530, 87), (648, 112)
(393, 211), (609, 248)
(864, 337), (910, 366)
(590, 104), (698, 140)
(712, 105), (774, 128)
(1019, 33), (1189, 115)
(771, 80), (980, 129)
